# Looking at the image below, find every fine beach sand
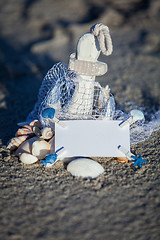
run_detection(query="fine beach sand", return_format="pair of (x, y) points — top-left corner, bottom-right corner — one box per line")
(0, 0), (160, 239)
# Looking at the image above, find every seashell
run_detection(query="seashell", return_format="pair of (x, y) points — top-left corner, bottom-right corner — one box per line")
(32, 140), (51, 159)
(16, 127), (33, 137)
(7, 135), (29, 150)
(67, 158), (104, 179)
(20, 153), (38, 164)
(49, 136), (55, 154)
(41, 127), (54, 140)
(116, 157), (128, 163)
(15, 137), (39, 156)
(22, 125), (33, 131)
(33, 126), (41, 137)
(29, 120), (42, 129)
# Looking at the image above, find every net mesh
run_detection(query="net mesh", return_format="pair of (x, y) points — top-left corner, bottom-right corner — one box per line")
(27, 62), (115, 124)
(130, 110), (160, 144)
(27, 62), (160, 145)
(112, 105), (160, 145)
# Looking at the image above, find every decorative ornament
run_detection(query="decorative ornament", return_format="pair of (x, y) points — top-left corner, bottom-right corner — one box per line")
(7, 23), (158, 179)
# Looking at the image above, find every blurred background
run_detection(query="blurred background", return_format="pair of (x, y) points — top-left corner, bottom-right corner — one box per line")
(0, 0), (160, 144)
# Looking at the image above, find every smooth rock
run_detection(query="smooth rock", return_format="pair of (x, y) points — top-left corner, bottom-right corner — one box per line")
(67, 158), (104, 179)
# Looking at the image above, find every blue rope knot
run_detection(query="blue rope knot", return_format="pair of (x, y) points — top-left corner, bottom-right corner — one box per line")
(131, 154), (147, 168)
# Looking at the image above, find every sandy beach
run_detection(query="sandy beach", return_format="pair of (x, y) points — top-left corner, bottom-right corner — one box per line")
(0, 0), (160, 239)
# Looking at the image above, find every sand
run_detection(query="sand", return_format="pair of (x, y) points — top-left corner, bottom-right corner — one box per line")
(0, 0), (160, 239)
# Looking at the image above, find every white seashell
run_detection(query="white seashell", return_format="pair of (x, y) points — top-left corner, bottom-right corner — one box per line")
(41, 127), (54, 140)
(15, 137), (39, 156)
(20, 153), (38, 164)
(7, 135), (29, 150)
(67, 158), (104, 179)
(16, 127), (33, 136)
(32, 140), (51, 159)
(29, 120), (42, 129)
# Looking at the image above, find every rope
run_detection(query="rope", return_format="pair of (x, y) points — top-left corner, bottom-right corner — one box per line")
(90, 23), (113, 56)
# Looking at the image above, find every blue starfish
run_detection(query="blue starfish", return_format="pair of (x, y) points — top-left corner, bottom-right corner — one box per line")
(41, 154), (57, 167)
(131, 154), (147, 168)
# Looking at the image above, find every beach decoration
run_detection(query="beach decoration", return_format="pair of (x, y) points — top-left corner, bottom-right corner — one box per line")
(7, 23), (153, 178)
(119, 110), (144, 127)
(7, 135), (30, 151)
(15, 136), (52, 164)
(20, 153), (39, 165)
(55, 120), (130, 157)
(118, 145), (147, 168)
(67, 158), (104, 179)
(7, 120), (41, 150)
(41, 147), (66, 167)
(41, 108), (66, 128)
(67, 23), (112, 118)
(7, 121), (55, 164)
(41, 127), (54, 139)
(26, 24), (115, 123)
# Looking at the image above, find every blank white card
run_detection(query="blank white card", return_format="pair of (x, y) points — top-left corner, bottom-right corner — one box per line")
(55, 120), (130, 158)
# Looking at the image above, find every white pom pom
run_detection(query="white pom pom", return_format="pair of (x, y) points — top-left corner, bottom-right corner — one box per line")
(67, 158), (104, 179)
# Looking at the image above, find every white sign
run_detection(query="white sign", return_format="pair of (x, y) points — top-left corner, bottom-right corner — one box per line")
(55, 120), (130, 158)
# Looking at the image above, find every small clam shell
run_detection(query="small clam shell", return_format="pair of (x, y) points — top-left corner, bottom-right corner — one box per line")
(67, 158), (104, 179)
(41, 127), (54, 140)
(15, 137), (39, 156)
(32, 140), (51, 159)
(7, 135), (29, 150)
(116, 157), (128, 163)
(29, 120), (42, 129)
(20, 153), (38, 164)
(16, 127), (33, 136)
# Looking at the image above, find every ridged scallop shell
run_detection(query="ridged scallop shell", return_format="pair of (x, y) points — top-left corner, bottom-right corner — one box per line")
(7, 135), (29, 150)
(16, 127), (33, 136)
(41, 127), (54, 139)
(22, 125), (33, 131)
